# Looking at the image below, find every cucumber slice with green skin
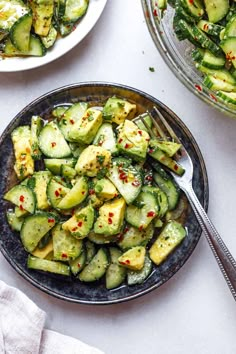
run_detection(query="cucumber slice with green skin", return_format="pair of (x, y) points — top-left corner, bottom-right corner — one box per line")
(15, 205), (29, 218)
(224, 14), (236, 37)
(203, 74), (236, 91)
(142, 185), (168, 218)
(6, 209), (24, 231)
(85, 239), (96, 263)
(148, 138), (181, 157)
(118, 223), (154, 250)
(39, 121), (71, 158)
(107, 163), (142, 205)
(10, 12), (32, 52)
(217, 90), (236, 104)
(148, 145), (185, 176)
(127, 254), (152, 286)
(191, 26), (222, 56)
(176, 19), (201, 46)
(31, 115), (44, 160)
(153, 171), (180, 211)
(56, 176), (88, 209)
(125, 192), (158, 230)
(4, 185), (36, 214)
(192, 48), (205, 62)
(201, 50), (225, 69)
(197, 20), (224, 37)
(134, 113), (153, 133)
(175, 3), (198, 24)
(41, 26), (57, 49)
(78, 248), (109, 282)
(44, 158), (76, 175)
(204, 0), (229, 23)
(196, 64), (236, 83)
(179, 0), (204, 19)
(69, 247), (87, 276)
(27, 255), (70, 276)
(47, 177), (71, 209)
(52, 223), (83, 261)
(63, 0), (89, 23)
(68, 143), (86, 158)
(93, 123), (119, 155)
(88, 231), (118, 245)
(30, 0), (54, 36)
(59, 22), (74, 37)
(221, 37), (236, 69)
(51, 105), (70, 119)
(0, 0), (30, 32)
(106, 247), (127, 290)
(61, 165), (76, 179)
(149, 220), (186, 265)
(3, 35), (46, 57)
(21, 212), (58, 252)
(58, 102), (88, 141)
(29, 171), (52, 210)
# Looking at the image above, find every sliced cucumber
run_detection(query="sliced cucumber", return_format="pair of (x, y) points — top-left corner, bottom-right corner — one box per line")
(142, 185), (168, 218)
(39, 121), (72, 158)
(6, 209), (24, 231)
(46, 177), (71, 209)
(4, 185), (36, 214)
(197, 20), (224, 37)
(29, 171), (52, 210)
(201, 50), (225, 69)
(10, 12), (32, 52)
(30, 0), (54, 36)
(127, 254), (152, 286)
(153, 170), (180, 211)
(85, 239), (96, 263)
(204, 0), (229, 23)
(217, 90), (236, 104)
(148, 138), (181, 157)
(41, 26), (57, 49)
(3, 35), (46, 57)
(44, 158), (76, 175)
(31, 115), (44, 160)
(125, 192), (158, 230)
(52, 223), (83, 261)
(78, 248), (109, 282)
(63, 0), (89, 23)
(88, 231), (118, 245)
(221, 37), (236, 69)
(69, 247), (87, 276)
(148, 145), (185, 176)
(93, 123), (119, 155)
(118, 223), (154, 250)
(106, 247), (127, 289)
(107, 162), (142, 204)
(56, 176), (88, 209)
(21, 212), (57, 252)
(179, 0), (204, 19)
(27, 255), (70, 276)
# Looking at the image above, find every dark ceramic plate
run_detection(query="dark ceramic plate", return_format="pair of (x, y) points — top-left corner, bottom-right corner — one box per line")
(0, 82), (208, 305)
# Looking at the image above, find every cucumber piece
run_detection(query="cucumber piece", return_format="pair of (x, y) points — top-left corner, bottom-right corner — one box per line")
(88, 231), (118, 245)
(44, 158), (76, 175)
(69, 247), (87, 276)
(204, 0), (229, 23)
(148, 145), (185, 176)
(58, 22), (74, 37)
(125, 192), (158, 230)
(217, 90), (236, 104)
(3, 35), (46, 57)
(107, 163), (142, 204)
(15, 205), (29, 218)
(142, 185), (168, 218)
(106, 247), (127, 289)
(176, 19), (201, 46)
(191, 26), (222, 56)
(63, 0), (89, 23)
(127, 254), (152, 286)
(221, 37), (236, 69)
(27, 255), (70, 276)
(224, 14), (236, 37)
(68, 143), (86, 158)
(10, 12), (32, 52)
(175, 3), (198, 24)
(93, 123), (119, 155)
(52, 223), (83, 261)
(58, 102), (88, 141)
(0, 0), (30, 32)
(29, 171), (52, 210)
(118, 223), (154, 250)
(179, 0), (204, 19)
(149, 221), (186, 265)
(78, 248), (109, 282)
(148, 138), (181, 157)
(21, 212), (57, 252)
(39, 121), (71, 158)
(197, 20), (224, 37)
(56, 176), (88, 209)
(201, 50), (225, 69)
(134, 113), (153, 133)
(51, 105), (69, 119)
(30, 0), (54, 36)
(4, 185), (36, 214)
(152, 169), (180, 211)
(6, 209), (24, 231)
(46, 177), (71, 208)
(31, 115), (44, 160)
(203, 74), (236, 91)
(61, 165), (76, 179)
(85, 239), (96, 263)
(41, 26), (57, 49)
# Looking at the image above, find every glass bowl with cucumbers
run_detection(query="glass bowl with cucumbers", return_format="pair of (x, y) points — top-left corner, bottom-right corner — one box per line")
(0, 82), (208, 304)
(142, 0), (236, 117)
(0, 0), (107, 72)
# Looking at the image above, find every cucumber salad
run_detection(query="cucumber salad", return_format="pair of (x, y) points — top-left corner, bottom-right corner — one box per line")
(4, 96), (188, 289)
(154, 0), (236, 105)
(0, 0), (89, 58)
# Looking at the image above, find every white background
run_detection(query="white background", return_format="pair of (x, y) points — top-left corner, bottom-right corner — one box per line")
(0, 1), (236, 353)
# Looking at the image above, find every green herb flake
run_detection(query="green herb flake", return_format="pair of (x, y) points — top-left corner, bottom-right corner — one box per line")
(149, 67), (155, 72)
(96, 155), (105, 165)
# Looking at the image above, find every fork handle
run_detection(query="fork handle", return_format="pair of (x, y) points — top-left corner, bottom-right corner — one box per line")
(184, 184), (236, 301)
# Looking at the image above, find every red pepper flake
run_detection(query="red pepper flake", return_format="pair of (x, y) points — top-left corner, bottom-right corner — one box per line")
(124, 143), (130, 149)
(72, 227), (77, 231)
(203, 23), (209, 31)
(77, 263), (81, 268)
(189, 0), (193, 3)
(109, 212), (114, 217)
(108, 218), (113, 224)
(82, 191), (85, 195)
(125, 259), (130, 264)
(153, 9), (158, 16)
(138, 130), (142, 135)
(89, 189), (95, 195)
(55, 190), (60, 197)
(145, 176), (153, 181)
(114, 193), (118, 197)
(146, 138), (150, 142)
(51, 142), (56, 147)
(19, 195), (24, 202)
(139, 225), (144, 231)
(78, 221), (83, 227)
(19, 204), (24, 211)
(195, 84), (202, 92)
(124, 226), (130, 233)
(48, 218), (55, 223)
(61, 253), (68, 258)
(118, 138), (123, 143)
(209, 93), (217, 102)
(132, 180), (140, 187)
(147, 211), (155, 217)
(26, 147), (31, 153)
(148, 149), (154, 154)
(119, 172), (127, 180)
(70, 119), (75, 124)
(174, 164), (179, 171)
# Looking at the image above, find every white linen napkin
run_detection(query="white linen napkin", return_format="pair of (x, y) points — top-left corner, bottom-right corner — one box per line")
(0, 280), (104, 354)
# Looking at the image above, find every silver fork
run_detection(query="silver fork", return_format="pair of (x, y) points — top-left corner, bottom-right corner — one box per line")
(134, 106), (236, 301)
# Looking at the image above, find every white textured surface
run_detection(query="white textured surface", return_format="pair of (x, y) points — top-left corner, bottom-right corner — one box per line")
(0, 1), (236, 353)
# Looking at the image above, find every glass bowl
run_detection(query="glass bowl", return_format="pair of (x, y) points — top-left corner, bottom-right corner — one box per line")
(141, 0), (236, 118)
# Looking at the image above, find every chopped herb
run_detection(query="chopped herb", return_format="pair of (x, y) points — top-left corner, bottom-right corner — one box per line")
(96, 155), (105, 164)
(88, 115), (94, 121)
(97, 167), (108, 179)
(149, 67), (155, 72)
(117, 101), (125, 108)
